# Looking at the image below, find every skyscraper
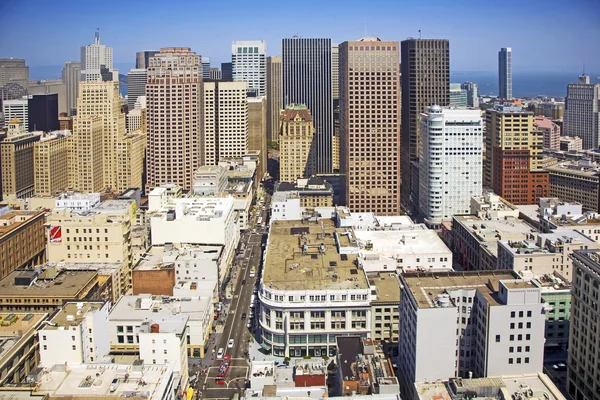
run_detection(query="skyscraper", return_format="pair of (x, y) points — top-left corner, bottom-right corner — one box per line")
(498, 47), (512, 100)
(400, 38), (450, 212)
(331, 44), (339, 103)
(71, 115), (103, 192)
(28, 93), (59, 132)
(564, 74), (600, 149)
(221, 62), (233, 81)
(146, 48), (203, 191)
(34, 130), (71, 196)
(136, 51), (159, 69)
(61, 61), (81, 116)
(0, 120), (41, 199)
(418, 106), (482, 228)
(266, 56), (282, 143)
(461, 82), (479, 108)
(339, 38), (401, 215)
(202, 57), (211, 80)
(2, 98), (28, 130)
(0, 58), (29, 88)
(279, 104), (316, 182)
(449, 83), (468, 107)
(80, 30), (117, 82)
(248, 96), (267, 176)
(282, 37), (333, 174)
(232, 40), (266, 96)
(127, 68), (147, 111)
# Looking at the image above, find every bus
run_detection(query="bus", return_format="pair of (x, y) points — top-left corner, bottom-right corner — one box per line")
(249, 266), (256, 278)
(215, 354), (231, 385)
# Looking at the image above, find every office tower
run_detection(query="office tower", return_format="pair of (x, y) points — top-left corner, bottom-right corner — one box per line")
(2, 98), (28, 130)
(418, 106), (482, 228)
(209, 68), (221, 80)
(498, 47), (512, 100)
(34, 131), (71, 196)
(127, 96), (146, 133)
(221, 62), (233, 81)
(136, 50), (159, 69)
(331, 44), (339, 102)
(61, 61), (81, 116)
(461, 82), (479, 108)
(203, 81), (248, 165)
(569, 250), (600, 400)
(400, 39), (450, 212)
(202, 57), (210, 80)
(484, 105), (548, 205)
(80, 30), (117, 81)
(266, 56), (282, 143)
(59, 113), (73, 131)
(248, 96), (267, 177)
(0, 59), (29, 105)
(146, 48), (203, 191)
(279, 104), (316, 182)
(231, 40), (266, 96)
(70, 115), (103, 192)
(0, 120), (41, 198)
(27, 79), (67, 114)
(28, 93), (59, 132)
(339, 38), (401, 215)
(117, 131), (146, 191)
(564, 74), (600, 149)
(449, 83), (468, 107)
(127, 68), (147, 111)
(283, 38), (333, 174)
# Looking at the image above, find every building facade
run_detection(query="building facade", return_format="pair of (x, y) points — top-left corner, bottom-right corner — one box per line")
(70, 115), (103, 192)
(248, 96), (267, 177)
(28, 93), (59, 132)
(266, 56), (282, 143)
(136, 50), (159, 69)
(127, 68), (147, 111)
(232, 40), (266, 96)
(279, 104), (316, 182)
(282, 38), (333, 174)
(146, 48), (203, 191)
(545, 160), (599, 212)
(2, 98), (28, 130)
(34, 130), (71, 196)
(461, 82), (479, 108)
(1, 120), (41, 199)
(80, 30), (117, 81)
(564, 74), (600, 149)
(400, 39), (450, 211)
(498, 47), (513, 99)
(449, 83), (468, 107)
(0, 210), (46, 280)
(536, 116), (561, 150)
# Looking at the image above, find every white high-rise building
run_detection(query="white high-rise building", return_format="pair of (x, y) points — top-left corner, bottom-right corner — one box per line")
(80, 30), (117, 82)
(231, 40), (266, 96)
(127, 68), (147, 111)
(418, 106), (483, 229)
(61, 61), (81, 115)
(564, 74), (600, 149)
(2, 98), (28, 130)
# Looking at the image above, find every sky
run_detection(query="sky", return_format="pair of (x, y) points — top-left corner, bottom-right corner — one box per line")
(1, 0), (599, 76)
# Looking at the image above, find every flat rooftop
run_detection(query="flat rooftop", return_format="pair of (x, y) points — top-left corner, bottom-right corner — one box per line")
(369, 273), (400, 303)
(109, 294), (211, 322)
(0, 313), (46, 361)
(135, 244), (223, 271)
(43, 302), (105, 330)
(354, 227), (450, 256)
(264, 219), (368, 291)
(402, 270), (519, 309)
(34, 362), (173, 399)
(0, 270), (97, 298)
(0, 211), (44, 240)
(453, 215), (535, 242)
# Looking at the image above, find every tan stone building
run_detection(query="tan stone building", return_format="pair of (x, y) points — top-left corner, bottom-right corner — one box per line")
(34, 131), (71, 196)
(340, 38), (401, 215)
(0, 210), (45, 280)
(248, 96), (266, 177)
(117, 130), (146, 193)
(266, 56), (282, 143)
(146, 48), (203, 191)
(70, 115), (103, 192)
(279, 104), (316, 182)
(545, 160), (599, 212)
(0, 120), (41, 199)
(46, 200), (136, 296)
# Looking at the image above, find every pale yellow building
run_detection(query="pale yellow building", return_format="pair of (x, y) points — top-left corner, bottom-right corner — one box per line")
(34, 131), (71, 196)
(70, 115), (103, 192)
(279, 104), (316, 183)
(248, 96), (267, 177)
(46, 200), (136, 296)
(332, 133), (339, 171)
(117, 130), (146, 193)
(0, 120), (41, 199)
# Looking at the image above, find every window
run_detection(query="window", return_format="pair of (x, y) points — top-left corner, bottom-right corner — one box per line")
(518, 334), (522, 340)
(509, 358), (514, 364)
(495, 335), (500, 342)
(510, 335), (514, 341)
(511, 311), (515, 318)
(526, 322), (531, 328)
(43, 345), (47, 350)
(510, 323), (515, 329)
(527, 311), (532, 317)
(525, 334), (531, 340)
(72, 345), (76, 350)
(525, 357), (530, 363)
(519, 311), (524, 317)
(509, 347), (514, 353)
(517, 358), (522, 364)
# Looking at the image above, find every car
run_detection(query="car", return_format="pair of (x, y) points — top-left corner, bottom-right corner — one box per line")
(241, 313), (247, 320)
(217, 348), (224, 359)
(247, 322), (252, 329)
(228, 339), (234, 348)
(241, 279), (246, 285)
(553, 363), (567, 371)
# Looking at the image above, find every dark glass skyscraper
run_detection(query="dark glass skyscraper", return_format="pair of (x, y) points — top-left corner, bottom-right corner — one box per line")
(282, 38), (333, 174)
(221, 62), (233, 82)
(135, 51), (159, 69)
(28, 93), (59, 132)
(498, 47), (512, 100)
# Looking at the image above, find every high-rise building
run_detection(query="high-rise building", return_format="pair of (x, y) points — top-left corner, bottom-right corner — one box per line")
(0, 59), (29, 103)
(248, 96), (267, 177)
(202, 57), (211, 80)
(400, 39), (450, 212)
(80, 30), (117, 82)
(266, 56), (282, 143)
(418, 106), (482, 228)
(332, 43), (339, 102)
(70, 115), (103, 192)
(449, 83), (468, 107)
(76, 81), (126, 190)
(135, 50), (158, 69)
(568, 250), (600, 400)
(61, 61), (81, 116)
(203, 81), (248, 165)
(0, 120), (41, 199)
(127, 96), (146, 133)
(279, 104), (316, 182)
(127, 68), (147, 111)
(117, 131), (146, 192)
(2, 98), (28, 130)
(28, 93), (59, 132)
(498, 47), (512, 100)
(282, 38), (333, 174)
(339, 38), (401, 215)
(34, 131), (71, 196)
(209, 68), (221, 80)
(461, 81), (479, 108)
(232, 40), (266, 96)
(564, 74), (600, 149)
(0, 210), (45, 281)
(221, 62), (233, 81)
(27, 79), (67, 115)
(484, 105), (549, 205)
(146, 48), (203, 191)
(535, 116), (561, 150)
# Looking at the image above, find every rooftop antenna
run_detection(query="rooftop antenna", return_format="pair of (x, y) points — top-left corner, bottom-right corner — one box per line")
(418, 29), (422, 39)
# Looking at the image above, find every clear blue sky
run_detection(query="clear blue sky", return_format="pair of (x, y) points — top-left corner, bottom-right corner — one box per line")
(1, 0), (599, 74)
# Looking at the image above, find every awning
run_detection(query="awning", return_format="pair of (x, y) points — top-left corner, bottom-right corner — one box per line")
(260, 342), (272, 350)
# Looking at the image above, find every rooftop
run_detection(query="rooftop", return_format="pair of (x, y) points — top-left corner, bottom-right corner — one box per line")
(445, 374), (565, 400)
(402, 270), (519, 309)
(453, 215), (535, 243)
(369, 273), (400, 304)
(43, 302), (105, 330)
(280, 105), (313, 122)
(263, 219), (368, 291)
(0, 313), (46, 361)
(109, 294), (211, 322)
(354, 227), (451, 258)
(0, 269), (97, 298)
(545, 160), (600, 178)
(135, 244), (223, 271)
(0, 211), (44, 240)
